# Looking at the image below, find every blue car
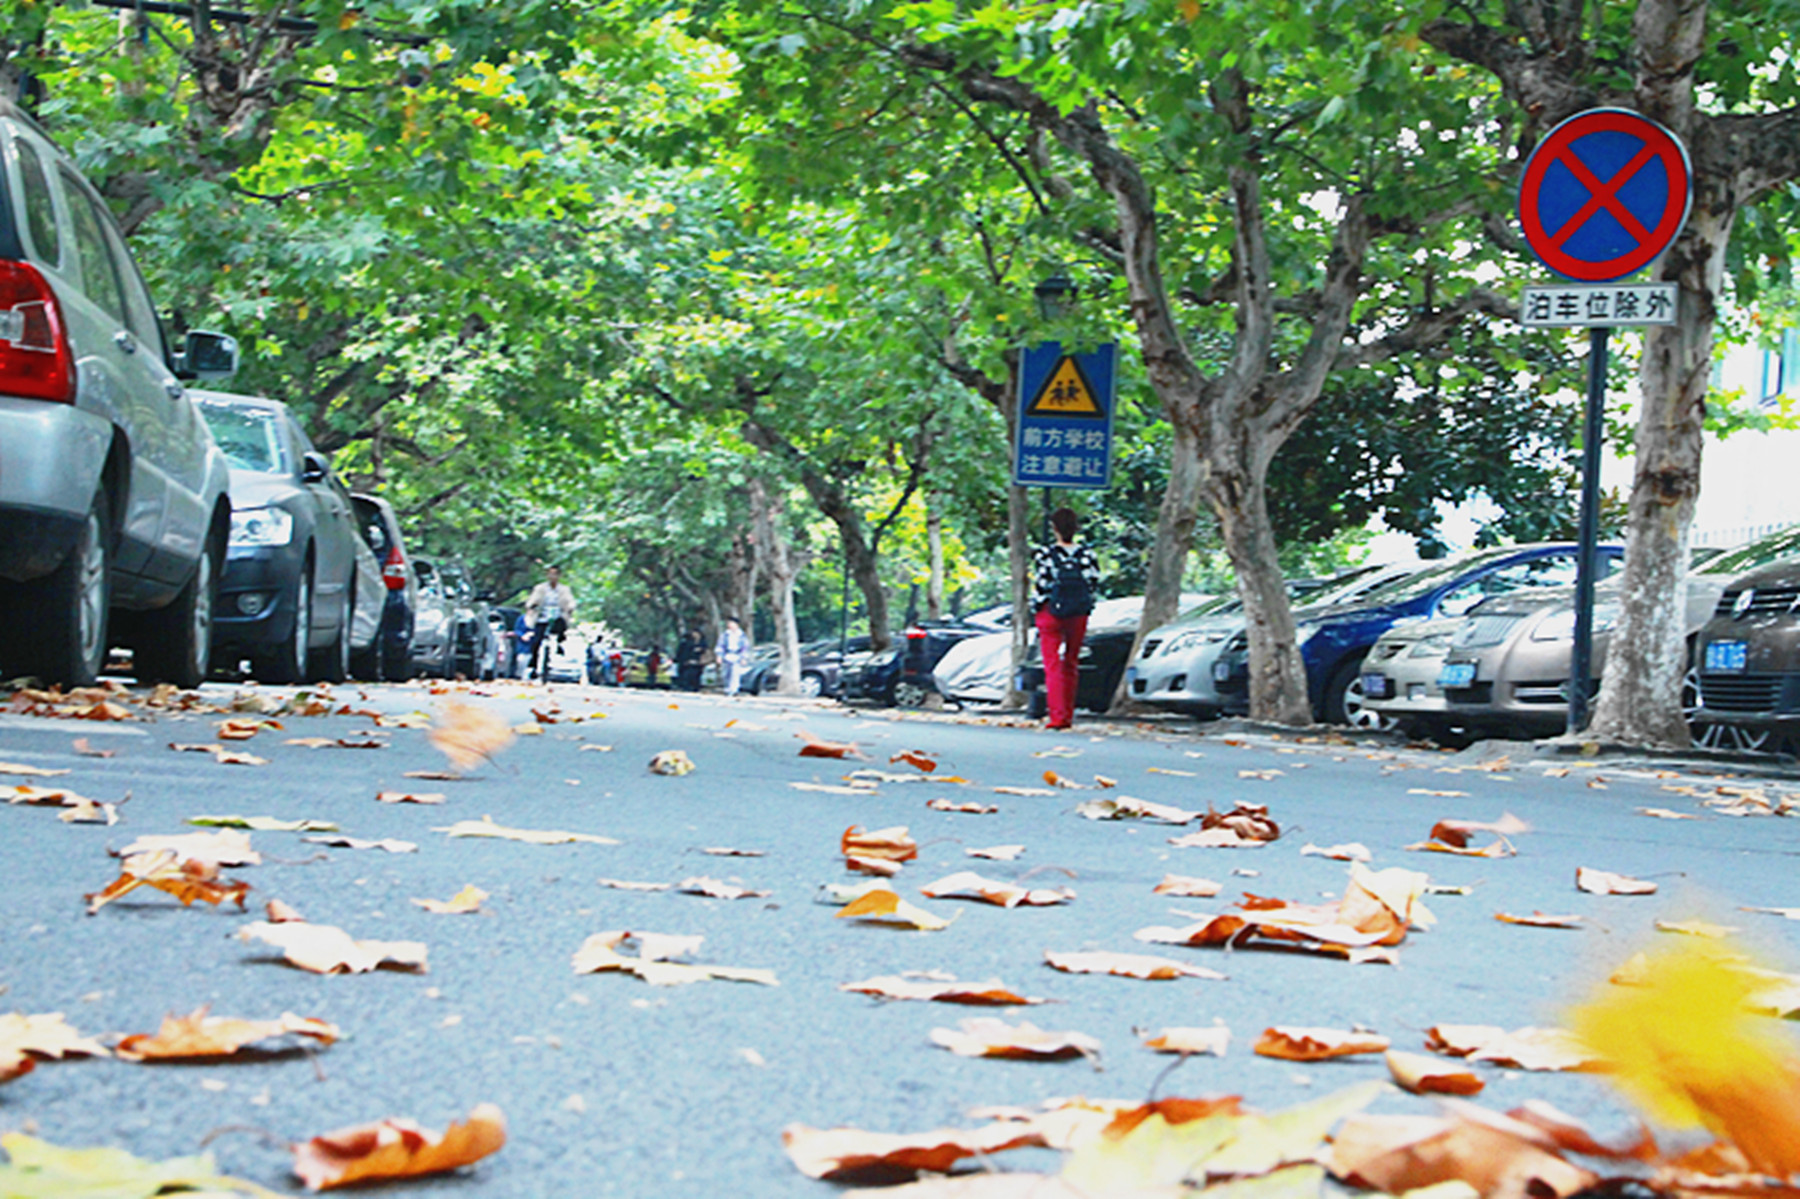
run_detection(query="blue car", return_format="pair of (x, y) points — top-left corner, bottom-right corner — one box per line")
(1212, 542), (1626, 727)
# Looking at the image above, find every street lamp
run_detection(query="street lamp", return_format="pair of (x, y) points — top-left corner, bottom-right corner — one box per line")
(1034, 273), (1076, 322)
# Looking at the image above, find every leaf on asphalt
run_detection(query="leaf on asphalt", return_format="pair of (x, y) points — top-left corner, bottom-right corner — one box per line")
(1429, 813), (1531, 845)
(1033, 745), (1082, 758)
(0, 1013), (108, 1083)
(1425, 1025), (1598, 1071)
(433, 815), (618, 845)
(333, 737), (387, 749)
(1386, 1050), (1484, 1095)
(86, 851), (252, 915)
(1655, 919), (1740, 938)
(1407, 788), (1470, 798)
(0, 761), (69, 777)
(930, 1017), (1100, 1062)
(817, 880), (897, 906)
(701, 846), (766, 857)
(1254, 1027), (1390, 1061)
(891, 750), (937, 772)
(1300, 842), (1371, 862)
(798, 731), (866, 760)
(119, 830), (261, 868)
(239, 920), (428, 974)
(70, 738), (115, 758)
(115, 1007), (339, 1061)
(578, 744), (614, 753)
(678, 876), (770, 900)
(214, 748), (269, 766)
(7, 784), (117, 824)
(1576, 867), (1658, 895)
(169, 741), (226, 755)
(267, 899), (307, 922)
(1239, 769), (1283, 781)
(303, 834), (418, 854)
(1044, 950), (1225, 981)
(412, 884), (487, 915)
(843, 825), (917, 867)
(841, 975), (1044, 1006)
(0, 1133), (269, 1196)
(1507, 1100), (1658, 1162)
(1206, 802), (1280, 840)
(292, 1103), (506, 1191)
(781, 1121), (1045, 1184)
(1407, 835), (1516, 858)
(1145, 766), (1195, 777)
(1143, 1027), (1231, 1056)
(1076, 795), (1198, 824)
(992, 785), (1056, 797)
(427, 701), (514, 773)
(791, 781), (871, 796)
(1495, 912), (1583, 928)
(1153, 874), (1223, 897)
(1136, 863), (1430, 961)
(571, 931), (777, 986)
(1638, 807), (1701, 820)
(966, 845), (1025, 861)
(1422, 1024), (1507, 1057)
(1328, 1106), (1596, 1198)
(928, 798), (997, 814)
(377, 790), (445, 805)
(837, 888), (952, 931)
(402, 770), (464, 781)
(847, 770), (924, 786)
(1740, 905), (1800, 921)
(598, 878), (672, 892)
(285, 737), (339, 748)
(1168, 827), (1269, 849)
(217, 717), (280, 740)
(648, 749), (696, 776)
(189, 815), (337, 832)
(919, 871), (1073, 908)
(1042, 770), (1085, 789)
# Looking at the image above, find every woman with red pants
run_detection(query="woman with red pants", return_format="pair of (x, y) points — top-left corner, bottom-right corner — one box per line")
(1032, 508), (1101, 730)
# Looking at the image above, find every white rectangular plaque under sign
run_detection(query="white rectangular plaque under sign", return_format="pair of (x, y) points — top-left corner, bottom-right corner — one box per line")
(1520, 283), (1678, 328)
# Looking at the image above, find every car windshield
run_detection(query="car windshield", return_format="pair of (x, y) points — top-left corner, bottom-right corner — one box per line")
(1351, 547), (1520, 606)
(1698, 525), (1800, 576)
(200, 402), (285, 474)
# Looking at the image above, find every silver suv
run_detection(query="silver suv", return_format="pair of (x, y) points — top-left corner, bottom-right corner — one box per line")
(0, 98), (239, 687)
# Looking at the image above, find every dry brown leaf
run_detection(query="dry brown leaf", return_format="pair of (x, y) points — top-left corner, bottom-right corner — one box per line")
(0, 761), (70, 777)
(214, 748), (268, 766)
(992, 785), (1056, 797)
(1638, 807), (1701, 820)
(1423, 1024), (1507, 1057)
(1041, 770), (1085, 790)
(118, 830), (260, 868)
(86, 852), (251, 915)
(377, 791), (445, 805)
(1495, 912), (1584, 929)
(836, 888), (951, 930)
(1506, 1099), (1657, 1161)
(284, 736), (338, 748)
(1426, 1025), (1598, 1071)
(791, 781), (870, 795)
(402, 770), (463, 781)
(781, 1121), (1043, 1184)
(7, 783), (117, 824)
(1430, 813), (1531, 844)
(570, 930), (777, 986)
(919, 871), (1073, 908)
(239, 920), (428, 974)
(677, 876), (770, 900)
(116, 1007), (338, 1061)
(1093, 775), (1117, 788)
(411, 884), (487, 915)
(1576, 866), (1658, 895)
(841, 975), (1043, 1006)
(1136, 863), (1430, 961)
(1043, 949), (1225, 981)
(1407, 836), (1516, 858)
(303, 834), (418, 854)
(292, 1103), (506, 1191)
(216, 717), (277, 740)
(1146, 766), (1196, 777)
(1142, 1027), (1231, 1056)
(427, 701), (515, 773)
(842, 825), (917, 866)
(927, 798), (997, 814)
(1386, 1049), (1484, 1095)
(71, 738), (114, 758)
(929, 1017), (1100, 1061)
(1076, 795), (1198, 824)
(966, 845), (1025, 861)
(648, 749), (696, 776)
(1152, 874), (1222, 897)
(1239, 769), (1283, 781)
(891, 750), (937, 773)
(1655, 919), (1740, 938)
(1167, 827), (1269, 849)
(0, 1012), (108, 1083)
(1408, 788), (1470, 798)
(798, 731), (866, 760)
(433, 815), (618, 845)
(1300, 842), (1372, 862)
(1328, 1107), (1596, 1198)
(1254, 1026), (1390, 1060)
(267, 898), (307, 923)
(596, 878), (672, 892)
(1201, 801), (1280, 841)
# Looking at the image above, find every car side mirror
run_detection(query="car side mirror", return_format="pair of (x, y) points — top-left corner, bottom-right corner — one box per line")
(173, 330), (239, 381)
(301, 451), (329, 484)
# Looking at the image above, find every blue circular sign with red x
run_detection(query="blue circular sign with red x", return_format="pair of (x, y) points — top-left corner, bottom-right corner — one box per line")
(1518, 108), (1692, 283)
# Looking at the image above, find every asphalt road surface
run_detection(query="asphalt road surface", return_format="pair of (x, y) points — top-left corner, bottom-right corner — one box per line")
(4, 679), (1800, 1196)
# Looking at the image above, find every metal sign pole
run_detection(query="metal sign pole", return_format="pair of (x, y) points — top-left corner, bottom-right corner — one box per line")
(1567, 325), (1609, 734)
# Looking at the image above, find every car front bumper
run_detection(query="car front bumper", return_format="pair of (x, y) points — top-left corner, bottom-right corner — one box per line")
(213, 542), (305, 650)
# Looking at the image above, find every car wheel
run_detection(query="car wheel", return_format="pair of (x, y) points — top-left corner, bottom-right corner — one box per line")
(1682, 668), (1770, 752)
(799, 671), (823, 699)
(135, 534), (218, 689)
(1325, 654), (1396, 731)
(894, 679), (929, 709)
(258, 562), (311, 684)
(7, 488), (111, 688)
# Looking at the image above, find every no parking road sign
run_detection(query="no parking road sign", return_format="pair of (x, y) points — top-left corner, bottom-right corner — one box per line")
(1518, 108), (1692, 282)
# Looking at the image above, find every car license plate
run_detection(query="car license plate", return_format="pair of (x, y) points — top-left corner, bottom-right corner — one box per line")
(1361, 672), (1392, 700)
(1212, 661), (1232, 683)
(1438, 662), (1477, 689)
(1705, 640), (1748, 673)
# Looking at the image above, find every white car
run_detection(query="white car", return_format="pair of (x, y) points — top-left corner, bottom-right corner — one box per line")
(933, 596), (1181, 707)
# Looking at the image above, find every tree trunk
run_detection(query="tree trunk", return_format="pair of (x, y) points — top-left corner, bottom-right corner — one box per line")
(925, 492), (945, 621)
(750, 477), (803, 696)
(1209, 450), (1312, 726)
(725, 526), (758, 638)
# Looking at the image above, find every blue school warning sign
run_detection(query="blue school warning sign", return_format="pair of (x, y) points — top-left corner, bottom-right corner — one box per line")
(1012, 341), (1117, 489)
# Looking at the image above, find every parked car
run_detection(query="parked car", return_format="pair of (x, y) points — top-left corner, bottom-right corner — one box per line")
(1214, 542), (1626, 727)
(1019, 593), (1216, 716)
(349, 493), (416, 680)
(197, 392), (382, 683)
(437, 560), (495, 680)
(842, 619), (1003, 708)
(408, 559), (456, 679)
(0, 97), (240, 688)
(1690, 547), (1800, 750)
(1127, 564), (1415, 717)
(748, 636), (870, 698)
(1378, 525), (1800, 744)
(1358, 613), (1482, 741)
(490, 605), (525, 679)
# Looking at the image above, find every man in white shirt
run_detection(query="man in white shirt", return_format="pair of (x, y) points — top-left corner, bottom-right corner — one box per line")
(525, 566), (576, 681)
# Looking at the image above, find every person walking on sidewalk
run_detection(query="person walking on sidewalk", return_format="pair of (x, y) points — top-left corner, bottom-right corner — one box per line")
(1032, 508), (1100, 730)
(715, 617), (752, 696)
(675, 628), (705, 691)
(525, 565), (576, 681)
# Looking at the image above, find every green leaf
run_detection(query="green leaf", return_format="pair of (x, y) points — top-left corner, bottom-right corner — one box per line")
(0, 1133), (276, 1199)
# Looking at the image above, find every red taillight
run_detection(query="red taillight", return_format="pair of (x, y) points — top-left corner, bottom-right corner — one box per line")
(0, 261), (75, 403)
(905, 626), (928, 640)
(382, 545), (407, 590)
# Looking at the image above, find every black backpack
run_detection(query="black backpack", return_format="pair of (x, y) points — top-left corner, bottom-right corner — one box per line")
(1047, 548), (1094, 618)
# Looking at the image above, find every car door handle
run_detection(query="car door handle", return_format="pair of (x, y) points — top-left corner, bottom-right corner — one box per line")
(164, 378), (184, 400)
(114, 330), (137, 354)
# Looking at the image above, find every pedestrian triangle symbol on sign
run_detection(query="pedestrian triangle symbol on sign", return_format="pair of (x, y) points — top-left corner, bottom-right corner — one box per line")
(1026, 356), (1105, 418)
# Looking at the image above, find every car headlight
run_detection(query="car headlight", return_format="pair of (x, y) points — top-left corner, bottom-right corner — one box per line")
(1406, 632), (1453, 659)
(229, 506), (294, 547)
(1162, 629), (1227, 656)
